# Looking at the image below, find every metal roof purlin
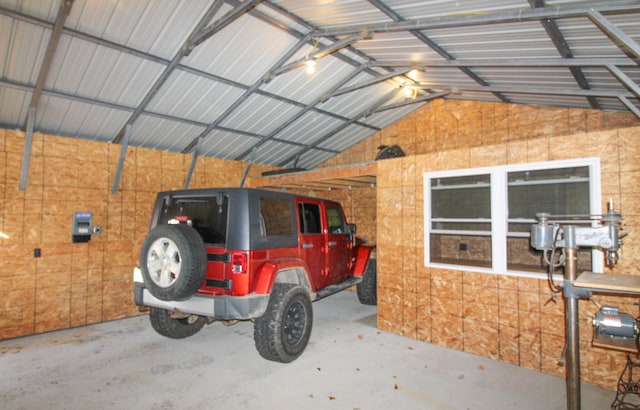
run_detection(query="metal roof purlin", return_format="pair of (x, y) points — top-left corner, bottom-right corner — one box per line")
(367, 0), (510, 104)
(277, 89), (400, 167)
(111, 1), (225, 144)
(182, 33), (313, 154)
(23, 0), (74, 130)
(367, 59), (638, 68)
(529, 0), (599, 109)
(312, 1), (640, 37)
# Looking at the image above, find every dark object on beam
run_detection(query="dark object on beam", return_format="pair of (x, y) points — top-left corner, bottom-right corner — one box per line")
(375, 145), (405, 160)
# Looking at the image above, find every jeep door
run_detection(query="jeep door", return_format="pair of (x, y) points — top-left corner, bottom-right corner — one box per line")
(297, 200), (327, 290)
(324, 204), (351, 283)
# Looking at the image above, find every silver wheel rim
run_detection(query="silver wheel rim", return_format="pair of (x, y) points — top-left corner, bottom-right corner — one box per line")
(146, 237), (182, 288)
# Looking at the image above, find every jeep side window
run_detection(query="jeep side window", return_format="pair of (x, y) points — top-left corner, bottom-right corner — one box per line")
(298, 203), (321, 234)
(327, 206), (346, 234)
(259, 197), (293, 236)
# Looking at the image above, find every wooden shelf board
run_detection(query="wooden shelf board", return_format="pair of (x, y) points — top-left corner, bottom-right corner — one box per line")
(247, 161), (377, 191)
(575, 272), (640, 294)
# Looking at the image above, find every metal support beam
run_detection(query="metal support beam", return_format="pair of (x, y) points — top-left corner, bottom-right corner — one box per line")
(588, 9), (640, 59)
(240, 146), (258, 187)
(184, 136), (203, 189)
(182, 33), (313, 154)
(372, 90), (450, 114)
(189, 0), (263, 51)
(330, 68), (411, 99)
(266, 34), (362, 80)
(19, 107), (36, 190)
(619, 96), (640, 119)
(235, 64), (369, 161)
(277, 89), (398, 167)
(608, 65), (640, 99)
(111, 124), (131, 194)
(366, 58), (638, 68)
(530, 0), (599, 109)
(368, 0), (509, 104)
(313, 1), (640, 37)
(24, 0), (73, 129)
(112, 1), (225, 144)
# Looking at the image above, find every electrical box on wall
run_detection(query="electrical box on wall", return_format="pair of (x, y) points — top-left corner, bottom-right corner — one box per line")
(72, 212), (93, 243)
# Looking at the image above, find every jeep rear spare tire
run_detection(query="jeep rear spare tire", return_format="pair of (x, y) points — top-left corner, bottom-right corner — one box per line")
(254, 284), (313, 363)
(141, 224), (207, 301)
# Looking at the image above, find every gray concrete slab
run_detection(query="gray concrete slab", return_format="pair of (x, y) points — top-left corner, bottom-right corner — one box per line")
(1, 291), (614, 409)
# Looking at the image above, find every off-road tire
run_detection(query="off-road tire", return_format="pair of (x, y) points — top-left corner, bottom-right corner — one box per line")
(254, 284), (313, 363)
(357, 259), (377, 305)
(149, 307), (205, 339)
(140, 224), (207, 301)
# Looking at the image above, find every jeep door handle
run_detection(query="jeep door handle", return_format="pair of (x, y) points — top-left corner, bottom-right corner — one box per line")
(302, 243), (314, 249)
(328, 241), (337, 247)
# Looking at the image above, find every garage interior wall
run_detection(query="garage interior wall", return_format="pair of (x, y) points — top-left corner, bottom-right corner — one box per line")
(1, 98), (639, 391)
(0, 132), (276, 339)
(321, 99), (640, 391)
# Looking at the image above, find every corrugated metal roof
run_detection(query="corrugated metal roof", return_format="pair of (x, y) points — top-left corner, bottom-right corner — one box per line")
(0, 0), (638, 171)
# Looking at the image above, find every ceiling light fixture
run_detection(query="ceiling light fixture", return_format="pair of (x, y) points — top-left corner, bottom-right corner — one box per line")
(403, 86), (417, 99)
(305, 57), (316, 74)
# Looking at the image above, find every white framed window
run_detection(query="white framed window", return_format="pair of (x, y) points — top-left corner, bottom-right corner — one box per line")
(424, 158), (602, 277)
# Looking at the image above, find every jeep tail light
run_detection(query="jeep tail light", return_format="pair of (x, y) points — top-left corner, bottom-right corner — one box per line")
(231, 252), (248, 274)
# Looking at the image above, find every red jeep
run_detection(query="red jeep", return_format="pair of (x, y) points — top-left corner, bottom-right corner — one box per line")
(133, 187), (376, 362)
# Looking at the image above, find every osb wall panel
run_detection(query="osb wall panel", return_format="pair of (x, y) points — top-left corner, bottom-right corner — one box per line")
(319, 100), (639, 391)
(375, 127), (640, 391)
(322, 99), (640, 167)
(0, 129), (271, 340)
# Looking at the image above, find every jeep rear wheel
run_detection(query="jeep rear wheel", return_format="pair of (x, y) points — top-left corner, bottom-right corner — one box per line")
(140, 224), (207, 301)
(357, 259), (377, 305)
(254, 284), (313, 363)
(149, 308), (205, 339)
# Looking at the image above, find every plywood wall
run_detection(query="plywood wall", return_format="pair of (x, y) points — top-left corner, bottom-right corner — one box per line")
(0, 129), (274, 339)
(322, 99), (640, 391)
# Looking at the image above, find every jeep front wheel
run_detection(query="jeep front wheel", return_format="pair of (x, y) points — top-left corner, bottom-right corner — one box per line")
(357, 258), (377, 305)
(149, 308), (205, 339)
(254, 284), (313, 363)
(140, 224), (207, 301)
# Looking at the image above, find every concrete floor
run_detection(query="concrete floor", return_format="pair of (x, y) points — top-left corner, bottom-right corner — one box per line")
(1, 291), (614, 410)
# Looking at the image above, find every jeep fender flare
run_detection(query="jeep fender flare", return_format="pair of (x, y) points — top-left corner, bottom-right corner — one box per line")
(353, 245), (376, 276)
(253, 258), (312, 295)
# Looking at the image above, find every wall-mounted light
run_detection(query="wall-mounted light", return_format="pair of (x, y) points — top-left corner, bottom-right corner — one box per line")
(305, 58), (316, 74)
(0, 231), (9, 239)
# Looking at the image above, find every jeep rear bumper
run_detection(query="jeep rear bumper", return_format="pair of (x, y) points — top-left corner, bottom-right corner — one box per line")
(134, 283), (269, 321)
